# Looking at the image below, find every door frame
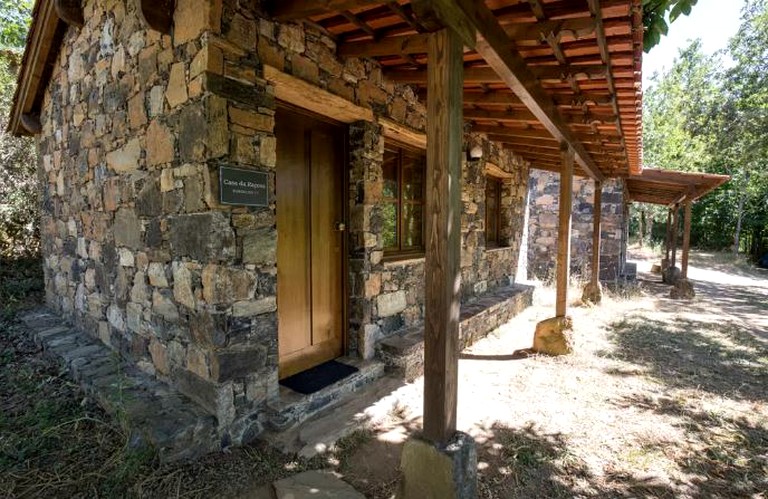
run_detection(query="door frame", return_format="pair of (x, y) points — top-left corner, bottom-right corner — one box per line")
(275, 102), (350, 375)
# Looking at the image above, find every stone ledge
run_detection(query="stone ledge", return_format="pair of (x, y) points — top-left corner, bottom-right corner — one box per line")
(19, 308), (220, 463)
(377, 284), (535, 381)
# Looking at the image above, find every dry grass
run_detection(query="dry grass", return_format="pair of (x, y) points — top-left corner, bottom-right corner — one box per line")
(1, 249), (767, 498)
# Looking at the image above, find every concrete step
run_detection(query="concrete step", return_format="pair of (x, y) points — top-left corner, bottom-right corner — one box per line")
(19, 308), (220, 463)
(265, 356), (386, 434)
(377, 283), (535, 381)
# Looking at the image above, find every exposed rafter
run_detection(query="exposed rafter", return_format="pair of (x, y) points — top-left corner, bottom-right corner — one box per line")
(412, 0), (604, 180)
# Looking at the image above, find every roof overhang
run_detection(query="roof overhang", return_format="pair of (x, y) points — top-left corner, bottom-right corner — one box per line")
(626, 168), (730, 206)
(11, 0), (644, 181)
(286, 0), (644, 179)
(9, 0), (66, 136)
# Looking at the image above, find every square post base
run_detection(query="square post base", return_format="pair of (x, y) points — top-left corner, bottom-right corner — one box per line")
(398, 432), (477, 499)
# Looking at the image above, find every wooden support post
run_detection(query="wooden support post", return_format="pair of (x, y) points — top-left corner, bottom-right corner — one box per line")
(423, 28), (463, 445)
(590, 181), (602, 286)
(681, 201), (692, 279)
(555, 144), (574, 318)
(664, 208), (672, 264)
(670, 204), (680, 270)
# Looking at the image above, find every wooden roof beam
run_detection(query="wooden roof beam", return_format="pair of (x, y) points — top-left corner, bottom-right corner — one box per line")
(412, 0), (604, 180)
(338, 33), (431, 58)
(587, 0), (631, 171)
(464, 107), (618, 125)
(385, 64), (609, 84)
(271, 0), (382, 21)
(504, 18), (597, 42)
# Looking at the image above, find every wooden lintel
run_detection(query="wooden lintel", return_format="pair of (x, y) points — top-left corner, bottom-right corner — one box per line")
(54, 0), (84, 28)
(263, 65), (374, 123)
(556, 145), (575, 317)
(380, 117), (427, 149)
(20, 113), (42, 134)
(338, 34), (431, 58)
(416, 0), (603, 181)
(422, 28), (463, 445)
(270, 0), (381, 21)
(485, 162), (513, 180)
(136, 0), (174, 35)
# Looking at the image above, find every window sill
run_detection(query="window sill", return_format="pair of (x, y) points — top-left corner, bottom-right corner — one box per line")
(382, 252), (425, 266)
(485, 245), (513, 253)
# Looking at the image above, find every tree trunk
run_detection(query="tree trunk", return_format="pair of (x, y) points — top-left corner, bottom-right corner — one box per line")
(639, 209), (646, 247)
(733, 190), (746, 254)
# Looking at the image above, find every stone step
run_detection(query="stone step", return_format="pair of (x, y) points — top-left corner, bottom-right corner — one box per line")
(377, 283), (534, 381)
(265, 356), (386, 434)
(261, 374), (403, 458)
(19, 308), (220, 463)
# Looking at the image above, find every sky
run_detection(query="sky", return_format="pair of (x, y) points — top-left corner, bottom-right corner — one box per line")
(642, 0), (746, 89)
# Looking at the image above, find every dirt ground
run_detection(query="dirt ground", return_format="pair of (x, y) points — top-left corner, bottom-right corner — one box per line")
(2, 248), (767, 498)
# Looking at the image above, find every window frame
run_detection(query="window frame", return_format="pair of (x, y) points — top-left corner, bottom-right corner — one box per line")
(381, 141), (426, 260)
(485, 175), (504, 248)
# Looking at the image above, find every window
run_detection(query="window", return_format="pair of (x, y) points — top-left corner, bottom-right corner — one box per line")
(382, 143), (426, 257)
(485, 176), (502, 247)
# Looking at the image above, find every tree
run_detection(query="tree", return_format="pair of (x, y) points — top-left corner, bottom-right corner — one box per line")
(0, 1), (36, 258)
(643, 0), (700, 52)
(0, 0), (33, 49)
(640, 1), (768, 259)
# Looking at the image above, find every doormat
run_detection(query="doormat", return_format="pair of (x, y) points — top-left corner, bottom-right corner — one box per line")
(280, 360), (359, 395)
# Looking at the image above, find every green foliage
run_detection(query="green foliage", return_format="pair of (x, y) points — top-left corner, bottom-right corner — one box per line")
(0, 0), (32, 49)
(643, 0), (699, 52)
(0, 53), (38, 258)
(640, 0), (768, 258)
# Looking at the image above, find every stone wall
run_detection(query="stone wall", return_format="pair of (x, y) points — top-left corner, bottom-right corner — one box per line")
(35, 0), (531, 443)
(525, 169), (626, 281)
(348, 128), (530, 360)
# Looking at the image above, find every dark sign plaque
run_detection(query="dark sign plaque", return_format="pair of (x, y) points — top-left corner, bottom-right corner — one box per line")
(219, 166), (269, 207)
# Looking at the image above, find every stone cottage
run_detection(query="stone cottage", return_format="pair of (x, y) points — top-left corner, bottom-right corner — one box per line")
(9, 0), (569, 454)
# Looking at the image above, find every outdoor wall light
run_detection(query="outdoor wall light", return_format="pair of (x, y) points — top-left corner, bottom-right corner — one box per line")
(468, 145), (483, 161)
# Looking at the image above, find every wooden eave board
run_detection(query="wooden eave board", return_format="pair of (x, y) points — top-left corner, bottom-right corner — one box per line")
(9, 0), (62, 136)
(305, 0), (643, 178)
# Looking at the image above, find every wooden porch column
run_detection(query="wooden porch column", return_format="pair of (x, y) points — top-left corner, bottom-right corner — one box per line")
(555, 145), (575, 318)
(664, 208), (672, 265)
(670, 204), (680, 270)
(681, 201), (692, 279)
(590, 181), (603, 286)
(422, 27), (463, 444)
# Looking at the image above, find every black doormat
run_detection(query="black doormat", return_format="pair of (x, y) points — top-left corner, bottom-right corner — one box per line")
(279, 360), (359, 395)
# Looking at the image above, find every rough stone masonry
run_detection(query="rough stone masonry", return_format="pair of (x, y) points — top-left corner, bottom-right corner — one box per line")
(34, 0), (537, 451)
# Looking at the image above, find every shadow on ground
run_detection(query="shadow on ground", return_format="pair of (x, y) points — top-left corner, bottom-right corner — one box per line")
(605, 314), (768, 402)
(612, 393), (768, 497)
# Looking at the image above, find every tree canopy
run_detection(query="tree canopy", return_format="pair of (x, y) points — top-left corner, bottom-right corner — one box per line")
(642, 0), (699, 52)
(0, 0), (32, 50)
(639, 0), (768, 258)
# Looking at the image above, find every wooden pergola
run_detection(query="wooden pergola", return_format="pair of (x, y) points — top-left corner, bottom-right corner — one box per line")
(273, 0), (644, 450)
(626, 168), (730, 282)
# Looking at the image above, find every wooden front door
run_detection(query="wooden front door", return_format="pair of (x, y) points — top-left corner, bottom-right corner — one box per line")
(276, 107), (345, 379)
